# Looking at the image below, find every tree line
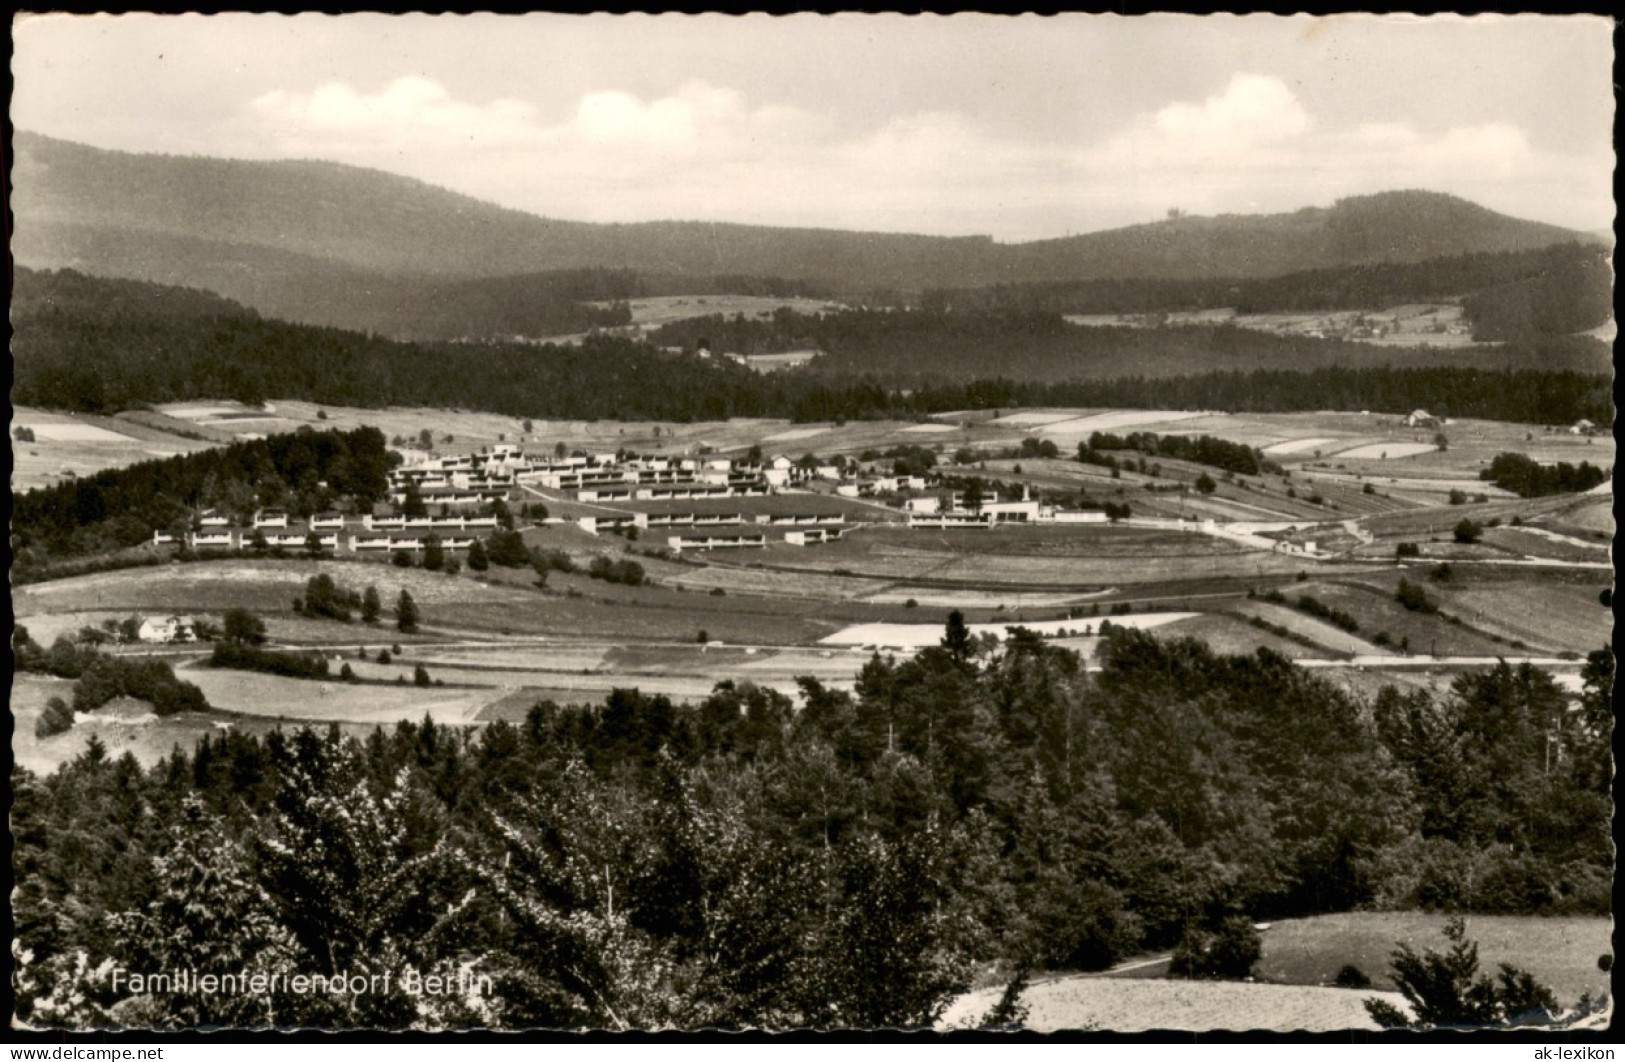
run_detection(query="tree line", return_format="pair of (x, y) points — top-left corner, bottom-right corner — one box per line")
(13, 622), (1610, 1029)
(1480, 453), (1610, 498)
(918, 242), (1612, 334)
(10, 426), (392, 568)
(1080, 431), (1270, 477)
(13, 269), (1611, 431)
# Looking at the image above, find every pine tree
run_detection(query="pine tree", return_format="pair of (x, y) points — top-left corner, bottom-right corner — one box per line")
(361, 585), (382, 625)
(396, 590), (419, 634)
(421, 534), (445, 572)
(109, 796), (298, 1027)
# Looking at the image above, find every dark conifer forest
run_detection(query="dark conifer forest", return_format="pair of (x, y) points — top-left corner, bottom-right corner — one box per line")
(12, 269), (1613, 427)
(13, 626), (1611, 1028)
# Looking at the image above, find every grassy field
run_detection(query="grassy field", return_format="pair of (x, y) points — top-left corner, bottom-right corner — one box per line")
(1292, 577), (1521, 657)
(941, 911), (1611, 1032)
(1255, 912), (1613, 1005)
(13, 403), (1613, 781)
(11, 404), (221, 491)
(1433, 578), (1611, 655)
(1229, 599), (1376, 656)
(181, 664), (502, 724)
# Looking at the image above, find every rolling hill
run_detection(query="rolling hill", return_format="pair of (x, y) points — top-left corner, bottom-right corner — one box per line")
(12, 131), (1605, 338)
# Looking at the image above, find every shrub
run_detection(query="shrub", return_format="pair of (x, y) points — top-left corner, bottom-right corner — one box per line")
(1169, 915), (1261, 981)
(1335, 964), (1372, 989)
(339, 663), (356, 682)
(709, 587), (726, 597)
(210, 642), (329, 681)
(1395, 579), (1437, 613)
(396, 591), (419, 633)
(587, 556), (646, 586)
(378, 650), (392, 664)
(421, 534), (445, 572)
(35, 696), (75, 738)
(486, 529), (531, 568)
(1364, 918), (1559, 1030)
(1453, 519), (1482, 544)
(222, 608), (267, 645)
(413, 664), (431, 687)
(299, 572), (359, 622)
(392, 549), (415, 568)
(697, 630), (709, 645)
(1395, 542), (1421, 558)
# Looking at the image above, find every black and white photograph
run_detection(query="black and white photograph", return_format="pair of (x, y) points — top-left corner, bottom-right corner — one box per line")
(8, 12), (1615, 1036)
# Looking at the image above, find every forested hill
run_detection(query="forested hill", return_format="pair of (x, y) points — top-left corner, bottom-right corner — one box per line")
(15, 132), (1600, 303)
(13, 268), (1613, 428)
(12, 629), (1613, 1027)
(921, 242), (1615, 337)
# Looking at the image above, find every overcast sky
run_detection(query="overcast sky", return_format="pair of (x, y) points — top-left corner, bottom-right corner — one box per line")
(12, 13), (1615, 241)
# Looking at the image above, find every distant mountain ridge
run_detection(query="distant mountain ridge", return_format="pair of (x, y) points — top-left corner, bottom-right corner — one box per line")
(12, 131), (1604, 335)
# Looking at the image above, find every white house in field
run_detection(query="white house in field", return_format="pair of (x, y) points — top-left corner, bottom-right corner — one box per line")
(138, 615), (196, 643)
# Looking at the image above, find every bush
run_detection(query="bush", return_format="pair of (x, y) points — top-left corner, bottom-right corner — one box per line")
(298, 572), (359, 622)
(1294, 594), (1360, 633)
(697, 630), (709, 645)
(413, 664), (431, 687)
(1395, 542), (1421, 558)
(486, 529), (531, 568)
(396, 591), (419, 633)
(1169, 915), (1261, 981)
(73, 654), (210, 715)
(587, 556), (646, 586)
(1395, 579), (1437, 613)
(222, 607), (268, 645)
(35, 695), (75, 738)
(210, 642), (329, 681)
(1364, 918), (1560, 1030)
(339, 663), (357, 681)
(392, 549), (415, 568)
(1335, 964), (1372, 989)
(1453, 519), (1483, 544)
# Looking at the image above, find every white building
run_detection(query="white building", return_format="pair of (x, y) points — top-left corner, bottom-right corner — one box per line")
(138, 615), (195, 643)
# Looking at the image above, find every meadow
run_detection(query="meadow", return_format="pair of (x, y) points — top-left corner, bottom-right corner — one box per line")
(13, 402), (1609, 777)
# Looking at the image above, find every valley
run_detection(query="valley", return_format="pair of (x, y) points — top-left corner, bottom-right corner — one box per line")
(15, 401), (1611, 780)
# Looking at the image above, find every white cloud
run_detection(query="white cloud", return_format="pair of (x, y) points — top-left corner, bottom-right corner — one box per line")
(239, 74), (1611, 240)
(251, 77), (544, 151)
(1152, 74), (1312, 149)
